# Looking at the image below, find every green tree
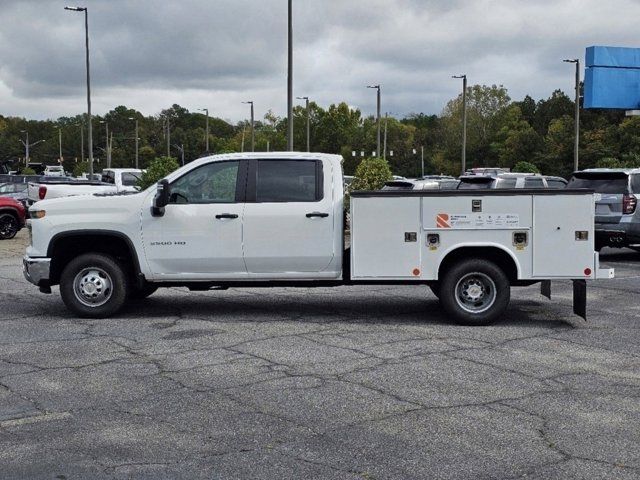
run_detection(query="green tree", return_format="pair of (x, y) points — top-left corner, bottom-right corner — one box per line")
(351, 157), (393, 191)
(138, 156), (180, 190)
(596, 157), (622, 168)
(513, 161), (540, 173)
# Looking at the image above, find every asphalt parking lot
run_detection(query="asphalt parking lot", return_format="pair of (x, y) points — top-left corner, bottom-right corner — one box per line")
(1, 230), (639, 479)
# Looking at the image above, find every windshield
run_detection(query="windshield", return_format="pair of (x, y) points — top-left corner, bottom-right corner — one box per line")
(568, 174), (629, 193)
(458, 178), (493, 190)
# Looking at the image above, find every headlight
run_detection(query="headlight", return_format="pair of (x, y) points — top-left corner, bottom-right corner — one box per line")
(30, 210), (46, 219)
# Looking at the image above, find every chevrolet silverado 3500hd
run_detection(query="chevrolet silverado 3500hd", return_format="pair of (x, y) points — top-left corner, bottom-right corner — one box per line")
(23, 152), (613, 325)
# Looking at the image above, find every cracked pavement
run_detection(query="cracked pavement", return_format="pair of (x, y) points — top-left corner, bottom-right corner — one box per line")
(1, 230), (639, 479)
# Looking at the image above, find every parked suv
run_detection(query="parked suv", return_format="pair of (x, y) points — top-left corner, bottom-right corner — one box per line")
(568, 169), (640, 250)
(0, 196), (26, 240)
(458, 173), (568, 190)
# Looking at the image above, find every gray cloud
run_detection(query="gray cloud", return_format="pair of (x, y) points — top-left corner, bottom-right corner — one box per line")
(1, 0), (639, 121)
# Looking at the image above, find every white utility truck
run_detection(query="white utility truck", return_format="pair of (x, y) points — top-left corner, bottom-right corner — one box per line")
(27, 168), (142, 204)
(23, 153), (613, 325)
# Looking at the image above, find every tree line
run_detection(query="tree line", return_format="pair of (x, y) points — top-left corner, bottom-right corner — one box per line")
(1, 85), (638, 178)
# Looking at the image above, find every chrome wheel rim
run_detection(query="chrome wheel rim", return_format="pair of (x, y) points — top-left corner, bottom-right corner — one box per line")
(73, 267), (113, 307)
(455, 272), (497, 314)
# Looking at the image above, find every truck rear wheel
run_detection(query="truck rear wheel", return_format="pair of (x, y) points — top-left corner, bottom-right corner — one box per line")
(60, 253), (128, 318)
(439, 259), (510, 326)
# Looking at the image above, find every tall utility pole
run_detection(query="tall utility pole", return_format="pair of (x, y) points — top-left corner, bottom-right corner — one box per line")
(287, 0), (294, 151)
(65, 6), (93, 177)
(199, 108), (209, 153)
(128, 117), (139, 169)
(79, 123), (84, 163)
(452, 74), (467, 174)
(58, 127), (63, 163)
(421, 146), (425, 178)
(242, 101), (254, 152)
(564, 58), (580, 172)
(296, 96), (310, 152)
(100, 121), (110, 168)
(165, 118), (171, 158)
(383, 112), (388, 160)
(367, 85), (381, 157)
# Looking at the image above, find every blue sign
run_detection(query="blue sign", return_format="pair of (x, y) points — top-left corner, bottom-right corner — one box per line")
(584, 46), (640, 109)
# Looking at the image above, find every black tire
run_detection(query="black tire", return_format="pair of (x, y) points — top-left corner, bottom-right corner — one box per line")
(0, 213), (19, 240)
(429, 283), (441, 299)
(439, 259), (510, 326)
(59, 253), (128, 318)
(129, 284), (158, 300)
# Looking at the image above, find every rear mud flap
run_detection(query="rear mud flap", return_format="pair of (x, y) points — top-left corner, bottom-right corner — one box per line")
(573, 279), (587, 321)
(540, 281), (551, 300)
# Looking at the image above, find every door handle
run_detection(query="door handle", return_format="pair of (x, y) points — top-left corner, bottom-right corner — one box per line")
(215, 213), (238, 219)
(306, 212), (329, 218)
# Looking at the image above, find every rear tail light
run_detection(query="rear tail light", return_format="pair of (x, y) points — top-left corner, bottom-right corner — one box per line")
(38, 185), (47, 200)
(623, 194), (637, 214)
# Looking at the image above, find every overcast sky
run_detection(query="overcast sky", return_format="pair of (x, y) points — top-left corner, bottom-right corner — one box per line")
(1, 0), (639, 123)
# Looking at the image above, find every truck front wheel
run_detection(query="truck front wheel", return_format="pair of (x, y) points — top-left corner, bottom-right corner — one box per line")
(439, 259), (510, 326)
(60, 253), (128, 318)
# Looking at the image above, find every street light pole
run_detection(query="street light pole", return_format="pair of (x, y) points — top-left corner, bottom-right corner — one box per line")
(199, 108), (209, 153)
(80, 123), (84, 163)
(100, 121), (110, 168)
(296, 96), (310, 152)
(287, 0), (294, 151)
(242, 101), (254, 152)
(58, 127), (63, 163)
(128, 117), (139, 169)
(564, 58), (580, 172)
(65, 6), (93, 177)
(383, 112), (388, 160)
(20, 130), (46, 168)
(452, 74), (467, 175)
(165, 118), (171, 158)
(367, 85), (381, 157)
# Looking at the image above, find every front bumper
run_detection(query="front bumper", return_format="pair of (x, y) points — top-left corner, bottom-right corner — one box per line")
(23, 256), (51, 287)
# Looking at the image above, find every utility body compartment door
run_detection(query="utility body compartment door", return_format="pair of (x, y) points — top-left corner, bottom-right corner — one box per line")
(350, 196), (422, 279)
(532, 194), (595, 277)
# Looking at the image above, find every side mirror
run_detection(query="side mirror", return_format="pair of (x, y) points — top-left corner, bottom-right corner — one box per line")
(151, 179), (170, 217)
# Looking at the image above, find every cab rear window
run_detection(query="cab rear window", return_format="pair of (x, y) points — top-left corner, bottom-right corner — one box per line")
(568, 174), (629, 193)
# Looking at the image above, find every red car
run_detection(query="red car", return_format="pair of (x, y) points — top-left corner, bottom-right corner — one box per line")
(0, 196), (26, 240)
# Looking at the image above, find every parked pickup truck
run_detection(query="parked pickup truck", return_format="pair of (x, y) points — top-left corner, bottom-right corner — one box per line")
(23, 152), (613, 325)
(27, 168), (142, 204)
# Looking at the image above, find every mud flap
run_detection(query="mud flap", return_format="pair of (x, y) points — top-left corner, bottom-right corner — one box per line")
(573, 279), (587, 321)
(540, 280), (551, 300)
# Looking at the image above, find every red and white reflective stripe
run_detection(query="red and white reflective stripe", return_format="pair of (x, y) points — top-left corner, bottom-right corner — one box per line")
(436, 213), (450, 228)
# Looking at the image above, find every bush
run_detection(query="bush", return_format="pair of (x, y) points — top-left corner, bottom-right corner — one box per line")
(21, 167), (36, 175)
(350, 157), (393, 191)
(512, 161), (540, 174)
(138, 156), (180, 190)
(72, 161), (91, 178)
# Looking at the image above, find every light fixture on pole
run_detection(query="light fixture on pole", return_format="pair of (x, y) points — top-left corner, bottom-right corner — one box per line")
(296, 96), (310, 152)
(64, 6), (93, 177)
(563, 58), (580, 172)
(452, 74), (467, 175)
(128, 117), (139, 169)
(366, 85), (381, 157)
(242, 101), (254, 152)
(198, 108), (209, 153)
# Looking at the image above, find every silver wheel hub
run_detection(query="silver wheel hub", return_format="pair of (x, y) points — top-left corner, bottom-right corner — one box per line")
(455, 272), (497, 314)
(73, 268), (113, 307)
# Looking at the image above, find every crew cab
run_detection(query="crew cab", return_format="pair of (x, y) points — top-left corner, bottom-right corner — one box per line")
(27, 168), (142, 204)
(23, 152), (613, 325)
